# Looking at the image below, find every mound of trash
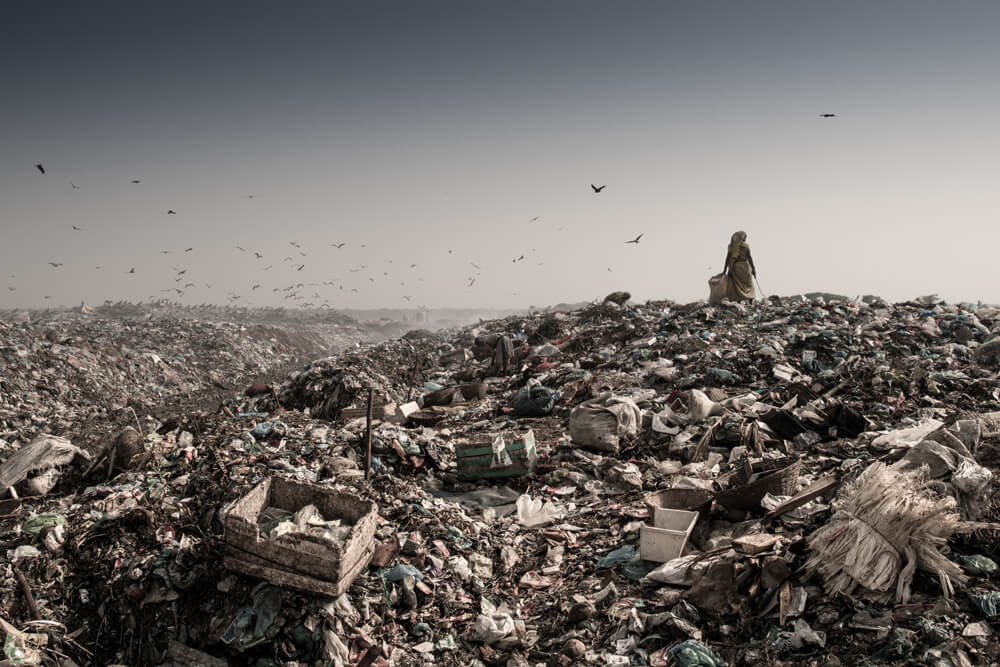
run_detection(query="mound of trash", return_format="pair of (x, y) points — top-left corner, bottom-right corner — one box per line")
(2, 294), (1000, 666)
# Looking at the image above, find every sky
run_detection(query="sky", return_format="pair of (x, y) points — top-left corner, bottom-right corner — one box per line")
(2, 1), (999, 310)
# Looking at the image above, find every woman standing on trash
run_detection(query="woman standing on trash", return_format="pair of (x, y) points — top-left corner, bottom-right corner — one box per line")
(723, 231), (756, 301)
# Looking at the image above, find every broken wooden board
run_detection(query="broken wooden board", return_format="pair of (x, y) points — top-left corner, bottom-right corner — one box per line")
(764, 475), (839, 520)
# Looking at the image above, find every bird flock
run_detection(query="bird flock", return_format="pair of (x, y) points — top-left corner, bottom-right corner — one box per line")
(20, 116), (837, 307)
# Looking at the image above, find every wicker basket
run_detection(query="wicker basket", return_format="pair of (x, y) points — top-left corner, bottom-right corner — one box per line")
(645, 488), (714, 522)
(714, 456), (801, 511)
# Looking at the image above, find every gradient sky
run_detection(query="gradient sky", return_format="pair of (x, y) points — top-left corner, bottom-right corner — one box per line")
(3, 1), (999, 310)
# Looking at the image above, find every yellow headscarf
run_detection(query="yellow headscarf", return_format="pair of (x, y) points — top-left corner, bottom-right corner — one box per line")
(728, 231), (748, 261)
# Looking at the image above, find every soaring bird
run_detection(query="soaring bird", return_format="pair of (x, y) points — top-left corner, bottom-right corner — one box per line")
(48, 262), (63, 267)
(331, 242), (346, 248)
(529, 216), (540, 222)
(35, 164), (45, 174)
(244, 194), (255, 198)
(470, 262), (481, 270)
(297, 264), (305, 271)
(410, 263), (417, 268)
(70, 182), (80, 190)
(263, 265), (273, 271)
(591, 184), (606, 193)
(403, 295), (412, 301)
(512, 255), (524, 263)
(7, 287), (15, 292)
(72, 225), (83, 231)
(819, 113), (836, 118)
(254, 252), (264, 259)
(184, 247), (194, 252)
(167, 210), (176, 214)
(236, 246), (246, 252)
(160, 250), (170, 254)
(128, 267), (135, 274)
(131, 179), (141, 184)
(289, 241), (300, 248)
(468, 277), (476, 287)
(625, 234), (643, 244)
(252, 284), (261, 290)
(176, 269), (187, 276)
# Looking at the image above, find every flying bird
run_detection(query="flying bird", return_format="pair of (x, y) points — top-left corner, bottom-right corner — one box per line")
(403, 296), (412, 301)
(410, 263), (417, 268)
(468, 277), (476, 287)
(48, 262), (63, 267)
(236, 246), (246, 252)
(35, 164), (45, 174)
(184, 247), (193, 252)
(331, 242), (346, 248)
(184, 282), (195, 288)
(819, 113), (836, 118)
(244, 194), (255, 199)
(470, 262), (481, 270)
(70, 182), (80, 190)
(297, 264), (305, 271)
(255, 252), (264, 259)
(128, 268), (135, 274)
(72, 225), (83, 231)
(591, 184), (606, 193)
(167, 210), (176, 215)
(529, 216), (540, 222)
(252, 284), (261, 290)
(160, 250), (170, 254)
(512, 255), (524, 263)
(131, 179), (141, 184)
(289, 241), (300, 248)
(176, 269), (187, 276)
(625, 234), (643, 244)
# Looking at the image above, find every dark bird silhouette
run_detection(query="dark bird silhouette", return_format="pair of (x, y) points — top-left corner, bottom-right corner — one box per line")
(167, 210), (176, 214)
(263, 265), (273, 271)
(297, 264), (305, 271)
(468, 277), (476, 287)
(512, 255), (524, 263)
(48, 262), (63, 267)
(351, 288), (358, 293)
(70, 182), (80, 190)
(819, 113), (836, 118)
(160, 250), (170, 254)
(255, 252), (264, 259)
(131, 179), (141, 184)
(625, 233), (643, 244)
(252, 284), (261, 290)
(7, 287), (15, 292)
(72, 225), (82, 231)
(176, 269), (187, 276)
(410, 263), (417, 268)
(184, 247), (193, 252)
(331, 242), (346, 248)
(35, 164), (45, 174)
(236, 246), (246, 252)
(128, 267), (135, 274)
(403, 295), (412, 301)
(470, 262), (481, 270)
(184, 282), (195, 288)
(244, 194), (255, 198)
(289, 241), (300, 248)
(591, 184), (606, 193)
(529, 216), (540, 222)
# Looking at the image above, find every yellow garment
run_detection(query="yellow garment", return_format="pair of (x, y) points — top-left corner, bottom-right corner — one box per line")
(725, 231), (755, 301)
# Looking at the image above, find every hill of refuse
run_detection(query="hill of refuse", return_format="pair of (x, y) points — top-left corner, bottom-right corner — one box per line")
(2, 294), (1000, 666)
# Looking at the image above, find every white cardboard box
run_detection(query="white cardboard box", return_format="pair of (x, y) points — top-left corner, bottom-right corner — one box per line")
(639, 508), (698, 563)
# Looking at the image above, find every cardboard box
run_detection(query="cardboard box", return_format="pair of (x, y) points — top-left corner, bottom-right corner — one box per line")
(456, 429), (536, 480)
(639, 508), (697, 563)
(224, 477), (377, 597)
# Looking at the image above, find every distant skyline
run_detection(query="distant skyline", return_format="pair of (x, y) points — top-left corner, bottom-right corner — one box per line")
(3, 1), (999, 309)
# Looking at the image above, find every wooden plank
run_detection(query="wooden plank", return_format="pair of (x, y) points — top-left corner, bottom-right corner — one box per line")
(765, 475), (839, 520)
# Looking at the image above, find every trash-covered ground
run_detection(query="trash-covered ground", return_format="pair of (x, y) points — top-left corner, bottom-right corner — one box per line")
(3, 294), (1000, 666)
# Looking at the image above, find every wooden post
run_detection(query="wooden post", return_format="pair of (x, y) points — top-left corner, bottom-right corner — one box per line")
(365, 388), (374, 480)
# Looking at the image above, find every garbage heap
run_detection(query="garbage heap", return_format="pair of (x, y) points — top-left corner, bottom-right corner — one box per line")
(2, 294), (1000, 667)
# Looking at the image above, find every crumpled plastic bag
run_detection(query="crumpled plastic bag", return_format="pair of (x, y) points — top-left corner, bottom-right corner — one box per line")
(515, 494), (564, 528)
(512, 386), (559, 417)
(871, 420), (943, 449)
(666, 639), (725, 667)
(569, 393), (641, 453)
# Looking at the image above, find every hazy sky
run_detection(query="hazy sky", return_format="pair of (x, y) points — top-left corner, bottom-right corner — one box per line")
(3, 1), (999, 309)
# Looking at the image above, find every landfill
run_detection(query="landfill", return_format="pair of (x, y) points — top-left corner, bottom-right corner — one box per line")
(2, 293), (1000, 666)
